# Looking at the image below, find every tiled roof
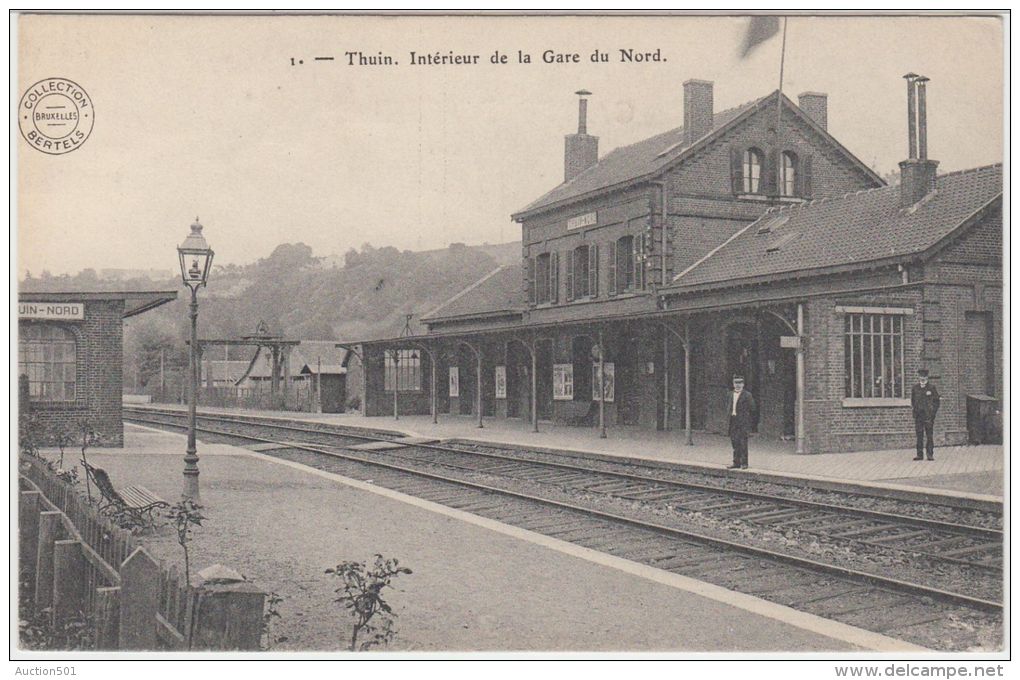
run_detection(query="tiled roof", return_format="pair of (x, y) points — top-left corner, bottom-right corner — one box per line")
(514, 96), (764, 217)
(422, 264), (526, 322)
(671, 164), (1003, 290)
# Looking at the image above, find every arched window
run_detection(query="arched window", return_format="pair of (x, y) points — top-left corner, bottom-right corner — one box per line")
(743, 148), (763, 194)
(781, 151), (797, 197)
(18, 324), (77, 401)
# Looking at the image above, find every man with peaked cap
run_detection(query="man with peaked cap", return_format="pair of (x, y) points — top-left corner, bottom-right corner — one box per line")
(726, 374), (758, 469)
(911, 369), (941, 461)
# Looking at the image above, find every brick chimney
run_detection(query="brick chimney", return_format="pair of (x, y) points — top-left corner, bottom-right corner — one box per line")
(797, 92), (828, 130)
(899, 74), (939, 207)
(682, 79), (714, 146)
(564, 90), (598, 182)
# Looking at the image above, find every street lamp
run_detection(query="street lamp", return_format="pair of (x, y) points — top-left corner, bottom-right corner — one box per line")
(177, 217), (214, 501)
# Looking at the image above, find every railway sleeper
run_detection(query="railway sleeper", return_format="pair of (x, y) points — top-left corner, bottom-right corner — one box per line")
(865, 529), (931, 545)
(939, 542), (1003, 559)
(743, 508), (815, 523)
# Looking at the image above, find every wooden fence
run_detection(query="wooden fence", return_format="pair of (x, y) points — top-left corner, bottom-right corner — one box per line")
(19, 456), (265, 651)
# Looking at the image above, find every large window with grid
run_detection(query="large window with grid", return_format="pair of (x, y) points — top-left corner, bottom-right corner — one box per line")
(384, 349), (421, 391)
(844, 313), (906, 399)
(19, 324), (77, 402)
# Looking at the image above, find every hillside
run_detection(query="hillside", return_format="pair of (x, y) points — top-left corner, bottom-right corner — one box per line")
(20, 240), (523, 388)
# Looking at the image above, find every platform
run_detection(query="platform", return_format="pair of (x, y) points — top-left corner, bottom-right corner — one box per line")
(133, 404), (1005, 502)
(33, 423), (928, 652)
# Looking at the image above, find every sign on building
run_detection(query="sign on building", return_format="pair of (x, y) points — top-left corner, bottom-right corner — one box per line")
(566, 211), (597, 230)
(553, 364), (573, 400)
(448, 366), (459, 398)
(494, 365), (507, 399)
(18, 301), (84, 320)
(592, 362), (615, 402)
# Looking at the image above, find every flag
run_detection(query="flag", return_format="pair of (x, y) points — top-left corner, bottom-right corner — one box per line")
(740, 16), (781, 58)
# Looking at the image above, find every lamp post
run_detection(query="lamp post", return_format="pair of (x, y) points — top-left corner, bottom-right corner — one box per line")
(177, 218), (214, 502)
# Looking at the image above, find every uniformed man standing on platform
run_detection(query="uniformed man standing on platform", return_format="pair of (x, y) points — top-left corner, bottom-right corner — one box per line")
(727, 374), (758, 470)
(911, 369), (941, 461)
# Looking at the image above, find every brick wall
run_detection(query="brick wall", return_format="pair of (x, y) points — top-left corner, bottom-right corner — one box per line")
(802, 289), (924, 453)
(20, 299), (125, 447)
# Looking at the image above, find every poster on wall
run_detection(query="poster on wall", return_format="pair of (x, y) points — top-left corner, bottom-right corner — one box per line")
(448, 366), (459, 398)
(495, 365), (507, 399)
(552, 364), (573, 400)
(592, 362), (615, 402)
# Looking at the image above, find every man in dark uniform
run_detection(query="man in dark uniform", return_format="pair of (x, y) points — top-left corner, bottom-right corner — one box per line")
(911, 369), (941, 461)
(726, 375), (758, 469)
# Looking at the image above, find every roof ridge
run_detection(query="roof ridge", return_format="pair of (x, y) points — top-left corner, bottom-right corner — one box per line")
(421, 264), (512, 320)
(935, 162), (1003, 180)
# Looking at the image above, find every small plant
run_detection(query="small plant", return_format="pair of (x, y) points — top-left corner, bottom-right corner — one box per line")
(18, 410), (43, 459)
(326, 554), (411, 651)
(52, 423), (77, 471)
(19, 608), (95, 651)
(167, 499), (205, 585)
(260, 592), (288, 650)
(74, 416), (103, 502)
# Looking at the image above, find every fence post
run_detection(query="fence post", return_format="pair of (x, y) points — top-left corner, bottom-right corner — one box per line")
(35, 511), (64, 609)
(119, 548), (161, 650)
(94, 586), (121, 650)
(188, 565), (266, 650)
(19, 491), (41, 583)
(52, 539), (87, 625)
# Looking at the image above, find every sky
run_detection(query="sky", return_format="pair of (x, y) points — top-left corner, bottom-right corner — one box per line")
(15, 13), (1004, 276)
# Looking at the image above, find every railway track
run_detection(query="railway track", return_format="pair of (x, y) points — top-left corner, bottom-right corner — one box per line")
(125, 406), (1004, 651)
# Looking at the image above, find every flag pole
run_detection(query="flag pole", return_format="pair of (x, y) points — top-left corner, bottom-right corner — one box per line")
(776, 16), (788, 137)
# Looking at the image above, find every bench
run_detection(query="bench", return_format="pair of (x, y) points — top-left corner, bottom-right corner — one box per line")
(82, 461), (169, 530)
(557, 399), (600, 426)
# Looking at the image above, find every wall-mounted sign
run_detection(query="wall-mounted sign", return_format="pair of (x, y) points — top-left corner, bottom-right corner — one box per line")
(494, 365), (507, 399)
(780, 335), (801, 349)
(448, 366), (460, 398)
(593, 362), (615, 402)
(566, 211), (597, 230)
(18, 302), (84, 320)
(553, 364), (574, 400)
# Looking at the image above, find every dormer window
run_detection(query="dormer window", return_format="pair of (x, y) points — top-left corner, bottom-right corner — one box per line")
(781, 151), (797, 197)
(743, 148), (763, 194)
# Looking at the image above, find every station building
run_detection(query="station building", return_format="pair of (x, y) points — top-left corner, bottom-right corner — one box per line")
(353, 77), (1002, 453)
(18, 290), (177, 447)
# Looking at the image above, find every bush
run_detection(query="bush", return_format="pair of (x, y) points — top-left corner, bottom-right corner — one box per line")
(326, 555), (411, 651)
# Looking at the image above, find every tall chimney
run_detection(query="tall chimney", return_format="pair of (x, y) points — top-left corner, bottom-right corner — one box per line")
(564, 90), (598, 182)
(904, 73), (918, 159)
(916, 75), (929, 160)
(899, 74), (938, 207)
(682, 79), (714, 146)
(797, 92), (828, 130)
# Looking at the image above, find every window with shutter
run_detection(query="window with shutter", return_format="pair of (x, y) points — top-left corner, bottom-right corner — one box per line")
(607, 241), (617, 295)
(565, 249), (574, 302)
(527, 257), (535, 305)
(588, 244), (598, 297)
(800, 154), (813, 197)
(573, 245), (590, 298)
(634, 235), (645, 289)
(550, 251), (559, 303)
(731, 147), (744, 195)
(781, 151), (797, 197)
